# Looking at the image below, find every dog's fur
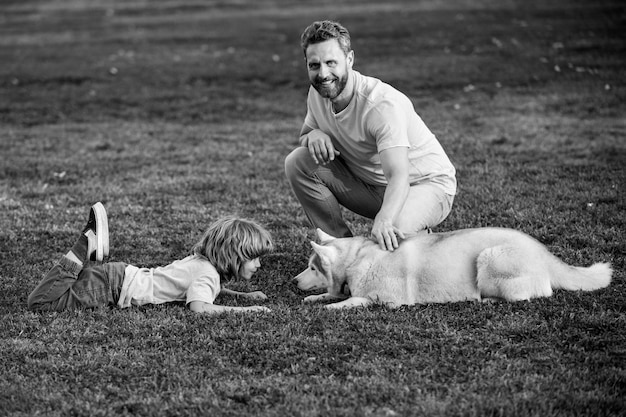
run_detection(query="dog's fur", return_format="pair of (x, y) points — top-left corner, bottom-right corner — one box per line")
(293, 228), (612, 309)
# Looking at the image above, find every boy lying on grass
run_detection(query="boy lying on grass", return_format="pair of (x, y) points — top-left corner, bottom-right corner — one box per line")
(28, 202), (273, 314)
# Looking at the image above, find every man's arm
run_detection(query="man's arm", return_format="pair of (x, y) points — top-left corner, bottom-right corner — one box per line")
(299, 124), (313, 146)
(299, 125), (340, 165)
(371, 146), (410, 251)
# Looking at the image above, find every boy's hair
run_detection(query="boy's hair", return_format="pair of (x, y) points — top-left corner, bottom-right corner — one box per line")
(192, 216), (274, 281)
(300, 20), (352, 57)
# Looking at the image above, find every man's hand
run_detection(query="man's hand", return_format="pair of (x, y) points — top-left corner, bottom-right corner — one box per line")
(305, 129), (340, 165)
(371, 216), (405, 251)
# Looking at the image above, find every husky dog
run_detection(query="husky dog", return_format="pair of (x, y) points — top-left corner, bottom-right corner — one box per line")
(294, 228), (612, 309)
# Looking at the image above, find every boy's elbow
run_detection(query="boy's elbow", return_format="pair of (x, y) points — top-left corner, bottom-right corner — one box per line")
(188, 301), (222, 314)
(188, 301), (205, 313)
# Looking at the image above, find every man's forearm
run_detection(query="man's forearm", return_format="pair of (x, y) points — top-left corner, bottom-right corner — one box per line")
(378, 177), (409, 222)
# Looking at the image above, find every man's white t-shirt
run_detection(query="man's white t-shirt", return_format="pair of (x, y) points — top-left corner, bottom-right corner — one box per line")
(117, 254), (220, 308)
(303, 70), (456, 194)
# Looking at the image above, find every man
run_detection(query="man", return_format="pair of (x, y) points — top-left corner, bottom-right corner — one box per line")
(285, 20), (456, 251)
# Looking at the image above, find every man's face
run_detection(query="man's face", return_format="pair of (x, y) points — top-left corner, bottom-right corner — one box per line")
(305, 39), (353, 100)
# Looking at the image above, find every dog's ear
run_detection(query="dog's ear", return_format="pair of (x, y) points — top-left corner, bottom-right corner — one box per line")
(316, 228), (336, 244)
(311, 241), (337, 263)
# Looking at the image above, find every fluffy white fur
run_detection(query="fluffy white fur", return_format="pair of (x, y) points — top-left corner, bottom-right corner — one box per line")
(294, 228), (612, 309)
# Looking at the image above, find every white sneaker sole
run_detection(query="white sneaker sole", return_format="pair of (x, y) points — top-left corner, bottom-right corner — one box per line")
(91, 202), (109, 262)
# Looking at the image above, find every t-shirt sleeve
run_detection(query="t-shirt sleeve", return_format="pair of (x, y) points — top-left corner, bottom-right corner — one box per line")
(186, 266), (220, 305)
(368, 98), (410, 152)
(303, 87), (320, 131)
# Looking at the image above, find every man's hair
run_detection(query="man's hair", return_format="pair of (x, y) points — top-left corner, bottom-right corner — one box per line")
(192, 216), (274, 281)
(300, 20), (352, 56)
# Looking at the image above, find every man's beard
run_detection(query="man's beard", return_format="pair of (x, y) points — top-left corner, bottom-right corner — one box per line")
(312, 73), (348, 100)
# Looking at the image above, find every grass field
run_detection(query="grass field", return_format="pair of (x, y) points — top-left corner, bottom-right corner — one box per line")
(1, 0), (625, 416)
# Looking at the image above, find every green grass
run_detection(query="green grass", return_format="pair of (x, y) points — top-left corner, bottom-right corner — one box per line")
(1, 0), (624, 416)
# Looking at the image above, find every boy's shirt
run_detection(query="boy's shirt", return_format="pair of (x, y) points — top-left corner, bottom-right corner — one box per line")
(118, 254), (220, 308)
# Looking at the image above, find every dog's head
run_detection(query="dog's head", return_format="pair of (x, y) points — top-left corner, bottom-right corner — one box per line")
(293, 229), (349, 295)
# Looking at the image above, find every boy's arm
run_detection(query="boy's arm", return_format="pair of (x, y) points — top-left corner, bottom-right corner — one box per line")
(188, 301), (270, 314)
(220, 288), (268, 300)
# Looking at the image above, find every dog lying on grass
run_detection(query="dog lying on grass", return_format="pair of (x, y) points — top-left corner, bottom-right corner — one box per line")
(294, 228), (612, 309)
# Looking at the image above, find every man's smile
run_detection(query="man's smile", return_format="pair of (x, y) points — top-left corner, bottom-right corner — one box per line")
(317, 78), (336, 86)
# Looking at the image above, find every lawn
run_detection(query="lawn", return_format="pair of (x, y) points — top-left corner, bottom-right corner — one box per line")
(0, 0), (624, 416)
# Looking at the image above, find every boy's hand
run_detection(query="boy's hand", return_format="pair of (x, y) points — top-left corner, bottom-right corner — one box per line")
(245, 291), (268, 300)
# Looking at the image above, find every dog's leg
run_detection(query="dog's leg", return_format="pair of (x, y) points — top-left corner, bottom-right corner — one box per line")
(325, 297), (371, 309)
(477, 245), (552, 301)
(303, 292), (349, 304)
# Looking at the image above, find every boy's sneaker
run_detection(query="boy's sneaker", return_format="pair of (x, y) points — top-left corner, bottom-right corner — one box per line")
(83, 202), (109, 262)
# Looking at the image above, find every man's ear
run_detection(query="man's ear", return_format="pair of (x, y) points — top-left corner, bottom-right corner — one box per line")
(347, 50), (355, 68)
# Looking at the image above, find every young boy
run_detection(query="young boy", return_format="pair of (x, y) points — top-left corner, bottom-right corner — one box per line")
(28, 203), (273, 314)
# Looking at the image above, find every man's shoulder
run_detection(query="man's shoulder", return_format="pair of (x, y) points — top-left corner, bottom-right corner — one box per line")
(354, 71), (406, 101)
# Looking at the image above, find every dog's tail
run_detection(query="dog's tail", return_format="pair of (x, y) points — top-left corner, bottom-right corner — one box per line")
(550, 261), (612, 291)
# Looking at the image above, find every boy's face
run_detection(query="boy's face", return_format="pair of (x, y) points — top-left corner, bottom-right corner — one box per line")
(240, 258), (261, 280)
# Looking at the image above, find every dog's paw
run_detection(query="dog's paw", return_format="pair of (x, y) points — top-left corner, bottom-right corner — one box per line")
(324, 296), (371, 310)
(303, 293), (333, 303)
(324, 302), (346, 310)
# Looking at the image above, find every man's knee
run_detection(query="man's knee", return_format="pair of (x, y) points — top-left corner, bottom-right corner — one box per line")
(284, 147), (313, 180)
(396, 186), (453, 233)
